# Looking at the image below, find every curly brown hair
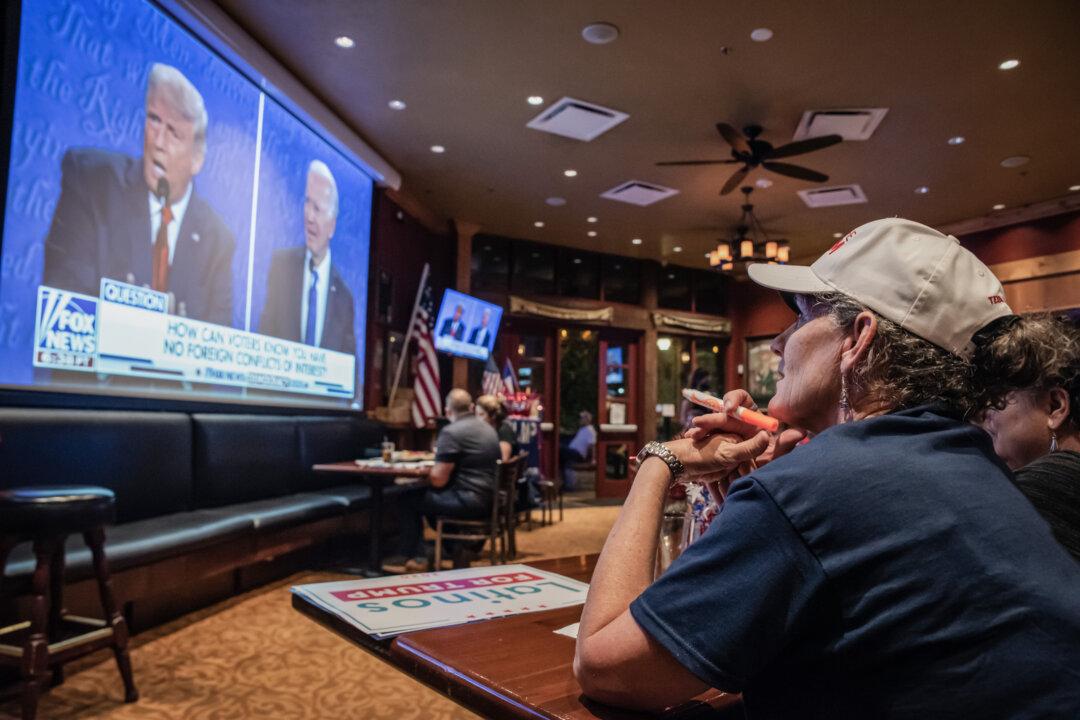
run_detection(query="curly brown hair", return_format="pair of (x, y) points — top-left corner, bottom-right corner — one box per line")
(970, 313), (1080, 427)
(809, 293), (980, 418)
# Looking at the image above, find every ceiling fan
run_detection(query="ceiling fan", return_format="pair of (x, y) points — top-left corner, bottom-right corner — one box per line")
(657, 123), (843, 195)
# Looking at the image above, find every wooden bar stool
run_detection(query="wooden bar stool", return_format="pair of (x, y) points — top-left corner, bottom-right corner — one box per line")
(0, 487), (138, 719)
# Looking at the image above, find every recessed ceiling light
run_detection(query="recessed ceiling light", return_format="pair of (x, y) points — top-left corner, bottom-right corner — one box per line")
(673, 246), (683, 253)
(527, 95), (544, 106)
(581, 22), (619, 45)
(915, 186), (929, 194)
(387, 99), (406, 111)
(334, 36), (355, 49)
(998, 58), (1020, 70)
(631, 238), (643, 245)
(430, 145), (445, 154)
(833, 232), (843, 238)
(534, 221), (544, 228)
(586, 216), (598, 223)
(1000, 155), (1029, 168)
(992, 204), (1006, 210)
(1070, 185), (1080, 192)
(564, 169), (578, 178)
(947, 136), (965, 145)
(546, 196), (566, 206)
(750, 28), (773, 42)
(587, 230), (597, 237)
(573, 258), (583, 265)
(755, 178), (773, 188)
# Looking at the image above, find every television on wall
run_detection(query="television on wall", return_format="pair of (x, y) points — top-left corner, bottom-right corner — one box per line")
(0, 0), (378, 410)
(433, 289), (503, 361)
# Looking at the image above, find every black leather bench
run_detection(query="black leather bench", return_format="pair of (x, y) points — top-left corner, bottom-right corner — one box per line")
(0, 409), (384, 589)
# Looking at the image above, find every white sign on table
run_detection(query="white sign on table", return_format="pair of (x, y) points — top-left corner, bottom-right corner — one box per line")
(293, 564), (589, 639)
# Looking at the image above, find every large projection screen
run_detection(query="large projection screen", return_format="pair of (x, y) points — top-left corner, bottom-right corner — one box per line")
(0, 0), (375, 410)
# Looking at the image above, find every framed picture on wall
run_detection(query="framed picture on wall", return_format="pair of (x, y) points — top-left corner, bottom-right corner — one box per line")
(746, 336), (780, 407)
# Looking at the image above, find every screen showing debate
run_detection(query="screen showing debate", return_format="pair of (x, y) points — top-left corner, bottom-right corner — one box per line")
(0, 0), (374, 408)
(433, 289), (503, 361)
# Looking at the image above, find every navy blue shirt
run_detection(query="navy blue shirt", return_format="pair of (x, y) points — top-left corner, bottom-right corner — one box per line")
(631, 407), (1080, 719)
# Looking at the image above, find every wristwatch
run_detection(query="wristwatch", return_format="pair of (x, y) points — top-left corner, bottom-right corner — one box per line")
(636, 441), (685, 483)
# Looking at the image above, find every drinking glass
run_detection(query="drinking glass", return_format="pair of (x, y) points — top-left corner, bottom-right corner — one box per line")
(654, 511), (686, 577)
(381, 440), (395, 463)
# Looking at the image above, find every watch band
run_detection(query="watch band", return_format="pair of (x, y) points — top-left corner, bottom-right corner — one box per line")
(636, 441), (685, 483)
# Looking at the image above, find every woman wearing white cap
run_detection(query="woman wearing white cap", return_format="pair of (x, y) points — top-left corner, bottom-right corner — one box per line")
(573, 218), (1080, 717)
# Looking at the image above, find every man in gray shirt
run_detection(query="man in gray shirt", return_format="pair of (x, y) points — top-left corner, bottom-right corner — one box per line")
(384, 388), (501, 573)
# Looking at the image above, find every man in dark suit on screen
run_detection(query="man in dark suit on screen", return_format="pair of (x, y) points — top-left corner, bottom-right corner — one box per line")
(258, 160), (356, 355)
(439, 304), (466, 340)
(43, 63), (235, 325)
(468, 307), (494, 348)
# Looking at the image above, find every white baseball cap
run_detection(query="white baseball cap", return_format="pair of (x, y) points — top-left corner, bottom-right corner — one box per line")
(747, 218), (1013, 358)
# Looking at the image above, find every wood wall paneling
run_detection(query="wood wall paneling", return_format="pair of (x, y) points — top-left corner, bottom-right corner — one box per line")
(365, 190), (453, 412)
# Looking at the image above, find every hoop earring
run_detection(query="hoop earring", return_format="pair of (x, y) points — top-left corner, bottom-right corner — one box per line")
(839, 374), (853, 423)
(1050, 431), (1059, 454)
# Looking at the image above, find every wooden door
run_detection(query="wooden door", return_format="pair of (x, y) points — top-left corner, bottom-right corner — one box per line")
(594, 331), (642, 498)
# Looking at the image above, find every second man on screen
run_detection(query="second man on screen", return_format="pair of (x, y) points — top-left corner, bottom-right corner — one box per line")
(259, 160), (356, 354)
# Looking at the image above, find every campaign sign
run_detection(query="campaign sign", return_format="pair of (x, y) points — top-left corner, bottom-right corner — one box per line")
(92, 279), (356, 397)
(33, 286), (99, 371)
(292, 564), (589, 638)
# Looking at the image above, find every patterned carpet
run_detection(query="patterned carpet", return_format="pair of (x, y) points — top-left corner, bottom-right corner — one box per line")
(0, 504), (620, 719)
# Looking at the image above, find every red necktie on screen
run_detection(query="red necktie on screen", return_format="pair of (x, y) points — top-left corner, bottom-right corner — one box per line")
(152, 203), (173, 291)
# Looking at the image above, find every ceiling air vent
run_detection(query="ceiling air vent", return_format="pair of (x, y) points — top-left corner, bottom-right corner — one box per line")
(792, 108), (888, 141)
(797, 184), (868, 208)
(600, 181), (679, 207)
(526, 96), (629, 142)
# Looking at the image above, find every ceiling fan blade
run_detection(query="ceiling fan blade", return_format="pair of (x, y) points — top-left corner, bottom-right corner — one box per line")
(716, 123), (750, 154)
(766, 134), (843, 160)
(720, 166), (750, 195)
(655, 159), (741, 166)
(762, 161), (829, 183)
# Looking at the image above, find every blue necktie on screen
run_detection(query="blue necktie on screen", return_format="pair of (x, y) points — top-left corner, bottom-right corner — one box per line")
(305, 261), (318, 346)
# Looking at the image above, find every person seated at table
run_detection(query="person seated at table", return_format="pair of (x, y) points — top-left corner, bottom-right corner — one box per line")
(573, 218), (1080, 717)
(678, 367), (713, 428)
(476, 393), (518, 462)
(560, 410), (596, 491)
(975, 312), (1080, 561)
(383, 388), (501, 573)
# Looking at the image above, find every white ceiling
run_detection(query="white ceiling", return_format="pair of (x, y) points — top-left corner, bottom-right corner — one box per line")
(215, 0), (1080, 267)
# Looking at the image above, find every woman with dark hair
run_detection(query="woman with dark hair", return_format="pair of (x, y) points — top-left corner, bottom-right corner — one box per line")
(475, 393), (517, 462)
(976, 313), (1080, 560)
(573, 218), (1080, 717)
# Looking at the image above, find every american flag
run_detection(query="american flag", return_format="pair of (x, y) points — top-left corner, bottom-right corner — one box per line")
(501, 357), (519, 396)
(409, 280), (441, 428)
(481, 356), (502, 397)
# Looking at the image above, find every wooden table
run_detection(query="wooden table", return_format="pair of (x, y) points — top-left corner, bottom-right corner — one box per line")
(292, 554), (743, 719)
(313, 460), (431, 577)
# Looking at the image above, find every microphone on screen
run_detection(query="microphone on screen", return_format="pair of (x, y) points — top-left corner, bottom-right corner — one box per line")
(156, 177), (170, 205)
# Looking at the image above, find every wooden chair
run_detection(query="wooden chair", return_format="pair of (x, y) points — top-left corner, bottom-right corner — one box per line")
(433, 454), (527, 569)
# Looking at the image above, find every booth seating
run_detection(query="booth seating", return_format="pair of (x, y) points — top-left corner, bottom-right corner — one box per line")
(0, 409), (386, 626)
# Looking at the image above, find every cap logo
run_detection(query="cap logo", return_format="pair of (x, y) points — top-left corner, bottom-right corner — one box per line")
(988, 295), (1005, 305)
(828, 230), (857, 255)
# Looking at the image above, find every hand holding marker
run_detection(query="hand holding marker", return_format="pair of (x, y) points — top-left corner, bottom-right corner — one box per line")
(681, 388), (780, 433)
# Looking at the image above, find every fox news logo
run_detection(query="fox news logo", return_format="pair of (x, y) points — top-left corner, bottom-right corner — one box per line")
(34, 286), (98, 370)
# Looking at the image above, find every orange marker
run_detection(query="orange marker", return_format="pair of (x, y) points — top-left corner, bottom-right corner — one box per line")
(682, 388), (780, 433)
